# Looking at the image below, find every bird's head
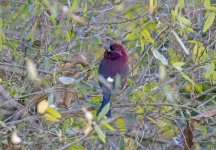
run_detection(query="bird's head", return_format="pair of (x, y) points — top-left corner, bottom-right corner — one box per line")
(104, 43), (128, 61)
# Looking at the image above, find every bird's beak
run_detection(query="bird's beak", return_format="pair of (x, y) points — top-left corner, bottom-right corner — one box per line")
(103, 43), (111, 52)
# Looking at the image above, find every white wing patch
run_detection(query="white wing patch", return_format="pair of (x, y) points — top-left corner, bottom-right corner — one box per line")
(107, 76), (114, 83)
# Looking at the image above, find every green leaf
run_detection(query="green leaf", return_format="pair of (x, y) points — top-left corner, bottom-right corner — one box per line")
(203, 12), (215, 32)
(152, 49), (168, 65)
(83, 2), (88, 17)
(147, 116), (162, 127)
(192, 42), (205, 64)
(119, 137), (125, 150)
(204, 62), (215, 78)
(178, 16), (191, 26)
(0, 18), (3, 29)
(44, 113), (60, 122)
(69, 144), (85, 150)
(125, 33), (136, 40)
(179, 71), (195, 85)
(46, 107), (62, 119)
(97, 103), (110, 120)
(204, 0), (216, 11)
(115, 118), (126, 133)
(94, 124), (106, 143)
(202, 126), (207, 138)
(172, 62), (185, 67)
(101, 121), (115, 131)
(141, 28), (154, 44)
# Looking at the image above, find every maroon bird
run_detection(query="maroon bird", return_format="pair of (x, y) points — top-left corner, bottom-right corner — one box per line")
(97, 43), (128, 117)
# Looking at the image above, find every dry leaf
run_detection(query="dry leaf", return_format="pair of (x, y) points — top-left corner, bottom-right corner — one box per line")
(64, 89), (77, 107)
(191, 108), (216, 121)
(183, 121), (194, 150)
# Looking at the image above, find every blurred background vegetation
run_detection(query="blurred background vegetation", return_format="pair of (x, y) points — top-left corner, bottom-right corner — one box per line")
(0, 0), (216, 149)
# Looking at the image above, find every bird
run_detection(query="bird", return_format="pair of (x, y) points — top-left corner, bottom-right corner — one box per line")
(97, 43), (129, 118)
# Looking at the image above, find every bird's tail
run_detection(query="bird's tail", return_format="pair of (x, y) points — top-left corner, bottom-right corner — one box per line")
(97, 90), (111, 117)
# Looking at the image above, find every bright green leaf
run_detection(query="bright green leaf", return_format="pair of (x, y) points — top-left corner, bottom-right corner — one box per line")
(83, 2), (88, 17)
(204, 0), (216, 11)
(101, 121), (115, 131)
(44, 113), (60, 122)
(203, 12), (215, 32)
(94, 124), (106, 143)
(178, 16), (191, 26)
(172, 62), (185, 67)
(141, 28), (154, 44)
(115, 118), (126, 133)
(125, 33), (136, 40)
(97, 103), (110, 120)
(46, 107), (62, 119)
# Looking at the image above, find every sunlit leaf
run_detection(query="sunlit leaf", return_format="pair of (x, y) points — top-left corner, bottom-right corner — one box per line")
(179, 71), (195, 85)
(37, 100), (49, 114)
(204, 0), (216, 11)
(115, 118), (126, 133)
(172, 30), (189, 55)
(203, 12), (215, 32)
(142, 28), (154, 44)
(69, 144), (86, 150)
(195, 84), (203, 93)
(178, 16), (191, 26)
(147, 116), (162, 127)
(59, 76), (76, 85)
(101, 121), (115, 131)
(204, 62), (215, 78)
(192, 42), (205, 64)
(152, 49), (168, 65)
(125, 33), (136, 40)
(44, 113), (60, 122)
(83, 2), (88, 17)
(149, 0), (157, 14)
(94, 124), (106, 143)
(172, 62), (185, 67)
(97, 103), (110, 120)
(46, 107), (62, 119)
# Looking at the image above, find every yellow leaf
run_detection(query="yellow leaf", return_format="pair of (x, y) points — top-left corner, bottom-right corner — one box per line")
(149, 0), (157, 14)
(141, 28), (154, 44)
(46, 107), (62, 118)
(115, 118), (126, 133)
(203, 12), (215, 32)
(37, 100), (49, 114)
(125, 33), (136, 40)
(44, 113), (60, 122)
(204, 0), (216, 11)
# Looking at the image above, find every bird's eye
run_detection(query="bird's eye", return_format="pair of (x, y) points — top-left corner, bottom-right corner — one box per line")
(110, 45), (114, 51)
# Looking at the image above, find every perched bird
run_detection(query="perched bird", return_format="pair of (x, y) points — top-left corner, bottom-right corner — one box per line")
(97, 43), (128, 117)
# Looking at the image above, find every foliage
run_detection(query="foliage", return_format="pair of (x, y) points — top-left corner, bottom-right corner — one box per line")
(0, 0), (215, 149)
